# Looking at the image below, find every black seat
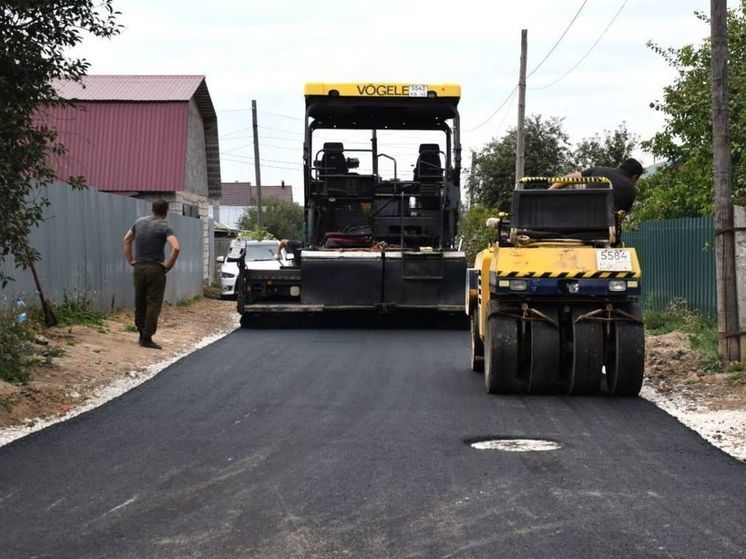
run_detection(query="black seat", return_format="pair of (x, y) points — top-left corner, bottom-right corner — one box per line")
(413, 144), (443, 181)
(319, 142), (348, 177)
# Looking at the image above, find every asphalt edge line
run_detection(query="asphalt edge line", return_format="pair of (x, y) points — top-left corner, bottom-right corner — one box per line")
(641, 383), (746, 462)
(0, 320), (239, 449)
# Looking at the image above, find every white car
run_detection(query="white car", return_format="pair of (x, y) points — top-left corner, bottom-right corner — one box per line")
(218, 239), (279, 298)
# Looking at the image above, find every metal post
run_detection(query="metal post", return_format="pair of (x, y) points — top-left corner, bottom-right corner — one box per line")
(251, 100), (264, 227)
(711, 0), (741, 362)
(515, 29), (528, 187)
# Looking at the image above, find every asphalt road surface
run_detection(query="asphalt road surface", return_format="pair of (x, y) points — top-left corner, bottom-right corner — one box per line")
(1, 323), (745, 558)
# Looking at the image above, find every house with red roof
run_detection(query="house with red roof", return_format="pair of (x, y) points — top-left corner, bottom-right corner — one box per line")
(211, 181), (294, 229)
(42, 75), (221, 280)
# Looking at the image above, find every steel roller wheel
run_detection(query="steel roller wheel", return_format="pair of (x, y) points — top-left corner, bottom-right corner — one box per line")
(528, 306), (560, 394)
(568, 306), (604, 395)
(605, 303), (645, 396)
(470, 310), (484, 373)
(484, 302), (522, 394)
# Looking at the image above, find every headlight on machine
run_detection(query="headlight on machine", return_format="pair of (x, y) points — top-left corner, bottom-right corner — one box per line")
(608, 280), (627, 292)
(221, 272), (236, 279)
(509, 279), (528, 291)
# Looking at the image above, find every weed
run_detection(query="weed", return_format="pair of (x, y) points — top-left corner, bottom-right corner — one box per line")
(54, 293), (105, 327)
(0, 397), (12, 413)
(684, 378), (700, 385)
(726, 371), (746, 384)
(175, 295), (201, 307)
(0, 312), (36, 384)
(727, 361), (745, 373)
(66, 340), (76, 347)
(123, 324), (137, 333)
(644, 300), (721, 374)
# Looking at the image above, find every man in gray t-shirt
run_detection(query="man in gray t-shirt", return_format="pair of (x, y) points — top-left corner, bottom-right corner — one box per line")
(123, 200), (180, 349)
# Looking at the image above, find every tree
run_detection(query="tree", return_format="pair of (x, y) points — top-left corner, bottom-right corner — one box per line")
(572, 123), (638, 169)
(0, 3), (121, 287)
(457, 204), (499, 264)
(640, 4), (746, 219)
(467, 115), (572, 210)
(238, 199), (304, 240)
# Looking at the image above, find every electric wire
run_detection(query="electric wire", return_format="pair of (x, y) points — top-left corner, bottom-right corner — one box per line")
(530, 0), (629, 90)
(526, 0), (588, 78)
(464, 0), (588, 133)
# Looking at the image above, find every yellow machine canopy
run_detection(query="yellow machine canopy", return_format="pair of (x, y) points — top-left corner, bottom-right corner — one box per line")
(304, 82), (461, 130)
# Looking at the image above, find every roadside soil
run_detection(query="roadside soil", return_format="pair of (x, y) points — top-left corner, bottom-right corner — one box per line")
(0, 297), (238, 431)
(0, 301), (744, 461)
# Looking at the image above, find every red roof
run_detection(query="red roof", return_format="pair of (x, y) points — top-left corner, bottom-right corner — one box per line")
(45, 75), (222, 196)
(52, 75), (207, 101)
(221, 182), (294, 206)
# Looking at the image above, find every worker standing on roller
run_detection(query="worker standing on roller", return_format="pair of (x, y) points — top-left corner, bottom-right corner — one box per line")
(550, 157), (644, 214)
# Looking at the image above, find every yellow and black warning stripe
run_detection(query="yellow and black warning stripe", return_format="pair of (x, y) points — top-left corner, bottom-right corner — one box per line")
(519, 176), (612, 186)
(497, 270), (638, 279)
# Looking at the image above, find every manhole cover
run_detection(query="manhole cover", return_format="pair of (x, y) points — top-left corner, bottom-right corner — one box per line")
(468, 438), (562, 452)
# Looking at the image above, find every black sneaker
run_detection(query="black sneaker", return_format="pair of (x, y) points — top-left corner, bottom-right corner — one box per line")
(139, 338), (162, 350)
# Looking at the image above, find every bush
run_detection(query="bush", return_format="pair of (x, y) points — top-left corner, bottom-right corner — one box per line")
(54, 293), (105, 326)
(644, 300), (722, 374)
(0, 312), (36, 384)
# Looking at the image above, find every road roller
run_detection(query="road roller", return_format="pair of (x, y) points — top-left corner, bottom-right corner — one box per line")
(466, 176), (645, 396)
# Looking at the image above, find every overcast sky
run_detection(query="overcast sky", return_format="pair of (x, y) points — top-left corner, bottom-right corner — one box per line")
(75, 0), (731, 203)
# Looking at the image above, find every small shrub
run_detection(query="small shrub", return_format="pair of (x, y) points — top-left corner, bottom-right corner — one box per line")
(55, 293), (105, 327)
(0, 313), (36, 384)
(0, 397), (13, 413)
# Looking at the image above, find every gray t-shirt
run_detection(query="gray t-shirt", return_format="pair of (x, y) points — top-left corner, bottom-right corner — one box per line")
(131, 216), (174, 264)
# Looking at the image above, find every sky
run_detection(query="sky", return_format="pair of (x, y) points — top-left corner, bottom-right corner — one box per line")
(73, 0), (731, 203)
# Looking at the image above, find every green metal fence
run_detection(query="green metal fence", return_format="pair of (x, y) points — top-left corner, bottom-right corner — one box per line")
(624, 217), (716, 316)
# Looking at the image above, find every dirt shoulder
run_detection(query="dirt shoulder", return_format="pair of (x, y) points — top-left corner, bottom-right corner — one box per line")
(0, 303), (744, 461)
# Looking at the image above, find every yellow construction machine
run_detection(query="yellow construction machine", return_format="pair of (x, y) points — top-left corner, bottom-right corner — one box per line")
(466, 177), (644, 396)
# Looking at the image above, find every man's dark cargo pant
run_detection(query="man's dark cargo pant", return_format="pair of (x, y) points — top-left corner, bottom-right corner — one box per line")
(133, 262), (167, 339)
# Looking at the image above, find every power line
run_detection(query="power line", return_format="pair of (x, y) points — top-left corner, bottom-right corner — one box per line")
(219, 152), (302, 166)
(464, 85), (518, 133)
(526, 0), (588, 78)
(529, 0), (629, 90)
(464, 0), (587, 133)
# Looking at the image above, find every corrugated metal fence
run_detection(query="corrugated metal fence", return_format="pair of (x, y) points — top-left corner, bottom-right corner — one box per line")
(624, 217), (716, 315)
(0, 183), (204, 312)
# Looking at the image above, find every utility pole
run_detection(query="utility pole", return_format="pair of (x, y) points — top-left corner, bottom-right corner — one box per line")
(469, 149), (477, 207)
(515, 29), (528, 187)
(251, 99), (264, 227)
(710, 0), (741, 362)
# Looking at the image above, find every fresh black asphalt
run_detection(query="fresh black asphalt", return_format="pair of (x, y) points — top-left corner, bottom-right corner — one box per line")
(0, 324), (745, 558)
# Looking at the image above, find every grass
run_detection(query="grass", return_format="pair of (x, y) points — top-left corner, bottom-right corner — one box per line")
(0, 397), (12, 413)
(122, 324), (137, 333)
(54, 294), (105, 327)
(174, 295), (202, 307)
(644, 300), (722, 374)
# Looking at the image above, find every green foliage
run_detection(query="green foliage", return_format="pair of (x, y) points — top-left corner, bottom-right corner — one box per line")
(55, 294), (105, 326)
(122, 324), (137, 333)
(0, 397), (12, 412)
(572, 123), (638, 169)
(0, 3), (121, 287)
(467, 115), (572, 210)
(644, 300), (722, 374)
(641, 5), (746, 218)
(0, 312), (36, 384)
(238, 199), (304, 241)
(458, 205), (499, 264)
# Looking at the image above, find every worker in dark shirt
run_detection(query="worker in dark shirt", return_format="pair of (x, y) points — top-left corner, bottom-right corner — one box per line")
(275, 239), (303, 265)
(123, 200), (180, 349)
(550, 158), (644, 214)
